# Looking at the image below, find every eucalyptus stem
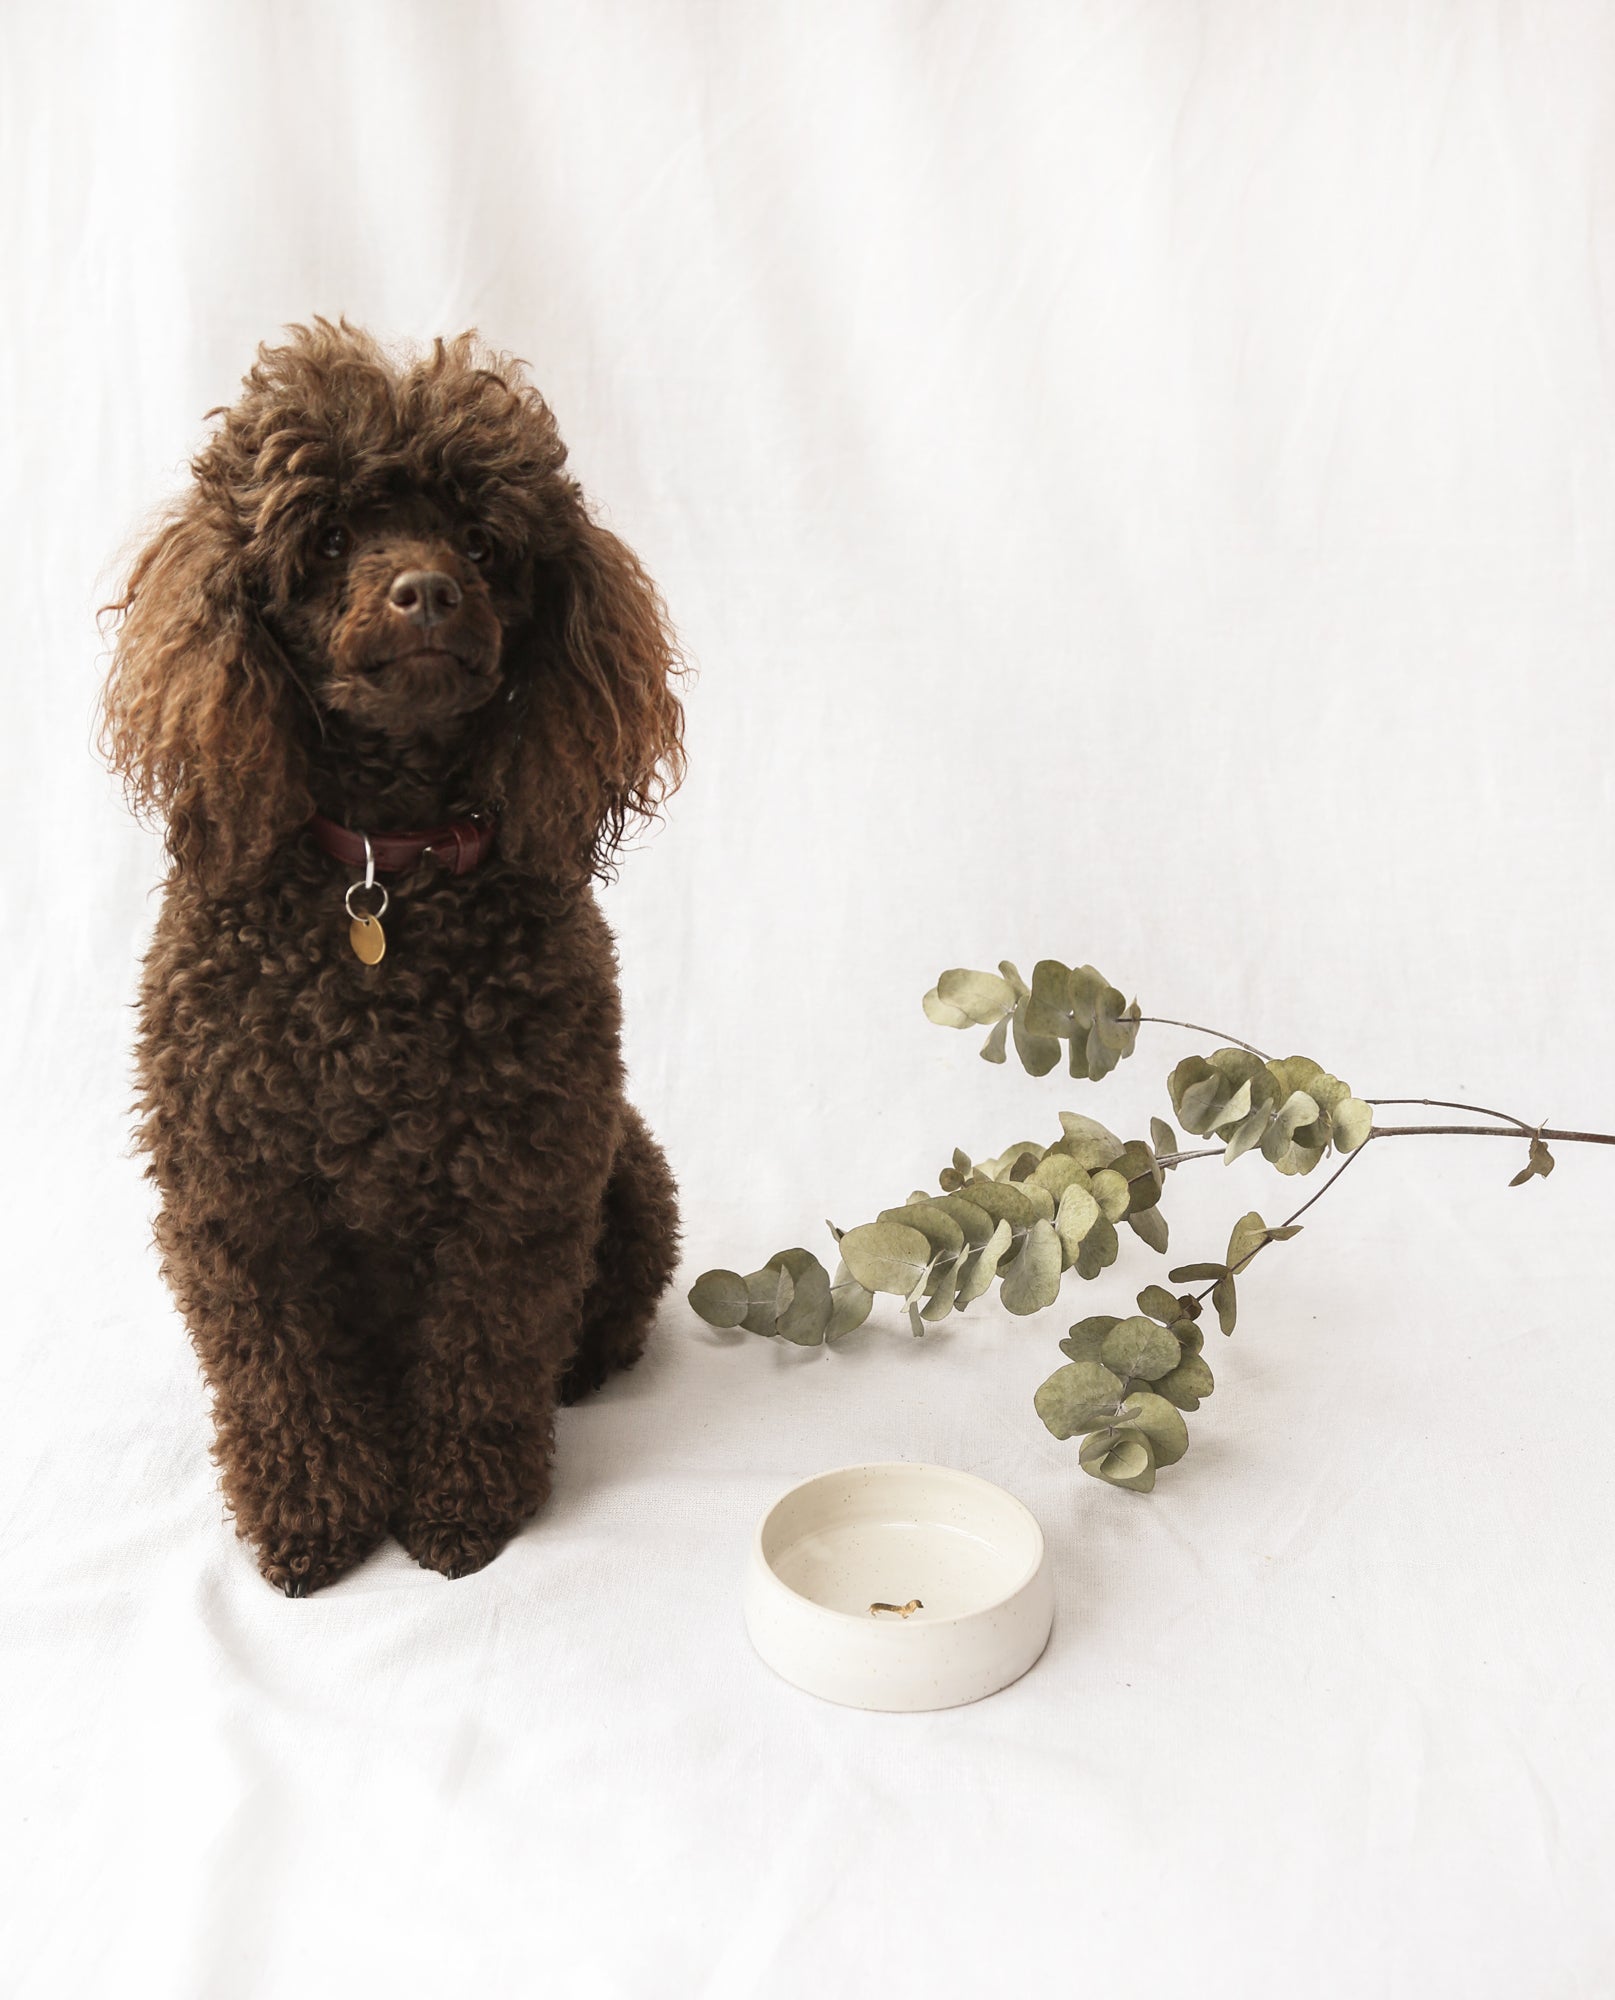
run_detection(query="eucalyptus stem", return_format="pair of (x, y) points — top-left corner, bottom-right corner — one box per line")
(1137, 1016), (1272, 1061)
(1366, 1096), (1535, 1133)
(1275, 1139), (1372, 1226)
(1371, 1124), (1615, 1145)
(1195, 1144), (1371, 1297)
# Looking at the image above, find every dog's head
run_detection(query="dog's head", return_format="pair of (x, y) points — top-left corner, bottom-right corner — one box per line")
(100, 319), (685, 890)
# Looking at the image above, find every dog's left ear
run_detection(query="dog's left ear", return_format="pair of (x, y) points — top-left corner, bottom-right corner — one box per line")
(484, 506), (686, 879)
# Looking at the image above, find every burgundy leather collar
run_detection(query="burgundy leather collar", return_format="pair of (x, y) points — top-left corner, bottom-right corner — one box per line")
(306, 810), (498, 878)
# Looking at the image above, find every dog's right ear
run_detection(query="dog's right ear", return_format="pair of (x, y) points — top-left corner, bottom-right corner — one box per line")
(99, 496), (311, 894)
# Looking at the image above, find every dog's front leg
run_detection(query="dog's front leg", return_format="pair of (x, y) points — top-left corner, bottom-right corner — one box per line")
(397, 1220), (590, 1579)
(157, 1206), (400, 1596)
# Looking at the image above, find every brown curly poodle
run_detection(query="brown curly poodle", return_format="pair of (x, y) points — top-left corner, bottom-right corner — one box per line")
(99, 319), (685, 1595)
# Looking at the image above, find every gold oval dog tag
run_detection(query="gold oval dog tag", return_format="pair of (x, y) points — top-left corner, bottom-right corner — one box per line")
(349, 914), (386, 964)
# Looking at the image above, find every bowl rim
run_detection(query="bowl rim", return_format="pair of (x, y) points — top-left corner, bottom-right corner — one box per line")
(751, 1460), (1048, 1630)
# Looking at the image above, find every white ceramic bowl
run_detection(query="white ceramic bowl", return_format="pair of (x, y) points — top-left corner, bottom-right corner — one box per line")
(743, 1462), (1053, 1711)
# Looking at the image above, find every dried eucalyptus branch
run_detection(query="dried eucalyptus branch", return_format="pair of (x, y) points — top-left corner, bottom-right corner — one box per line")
(688, 957), (1612, 1497)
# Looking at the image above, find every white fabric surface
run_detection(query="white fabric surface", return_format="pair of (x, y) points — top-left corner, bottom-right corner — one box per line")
(5, 3), (1615, 1993)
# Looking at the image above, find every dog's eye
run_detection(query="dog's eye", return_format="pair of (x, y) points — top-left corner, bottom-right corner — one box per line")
(318, 524), (351, 561)
(464, 525), (493, 565)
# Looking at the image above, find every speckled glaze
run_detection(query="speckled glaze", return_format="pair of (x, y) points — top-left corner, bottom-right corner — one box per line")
(744, 1463), (1054, 1712)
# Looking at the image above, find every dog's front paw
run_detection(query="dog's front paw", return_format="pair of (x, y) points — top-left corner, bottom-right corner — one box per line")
(256, 1529), (377, 1597)
(399, 1514), (512, 1580)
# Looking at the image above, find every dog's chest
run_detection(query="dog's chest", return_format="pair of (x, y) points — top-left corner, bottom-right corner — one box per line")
(145, 872), (619, 1223)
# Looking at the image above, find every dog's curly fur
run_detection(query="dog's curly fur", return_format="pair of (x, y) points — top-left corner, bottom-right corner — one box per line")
(99, 319), (685, 1594)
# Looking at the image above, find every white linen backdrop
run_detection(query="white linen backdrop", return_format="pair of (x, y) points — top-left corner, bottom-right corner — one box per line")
(4, 3), (1613, 1994)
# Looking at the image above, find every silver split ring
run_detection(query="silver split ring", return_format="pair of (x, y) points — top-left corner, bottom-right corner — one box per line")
(345, 879), (389, 923)
(345, 837), (388, 922)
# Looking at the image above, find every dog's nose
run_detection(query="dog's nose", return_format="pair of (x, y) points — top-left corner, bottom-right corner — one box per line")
(387, 569), (462, 629)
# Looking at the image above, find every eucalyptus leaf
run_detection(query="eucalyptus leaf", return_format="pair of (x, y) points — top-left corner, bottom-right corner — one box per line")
(1150, 1117), (1178, 1163)
(1213, 1078), (1254, 1132)
(742, 1262), (795, 1336)
(931, 1194), (995, 1246)
(1075, 1215), (1120, 1281)
(936, 967), (1015, 1025)
(923, 987), (971, 1029)
(1090, 1168), (1131, 1223)
(1112, 1139), (1163, 1211)
(1173, 1050), (1273, 1133)
(1034, 1359), (1127, 1439)
(1054, 1182), (1102, 1264)
(1083, 1026), (1126, 1081)
(1127, 1206), (1170, 1254)
(953, 1217), (1015, 1307)
(1116, 1391), (1190, 1466)
(1172, 1060), (1225, 1136)
(1211, 1049), (1270, 1091)
(1265, 1055), (1324, 1099)
(921, 1254), (962, 1321)
(765, 1248), (823, 1283)
(1221, 1104), (1273, 1164)
(1029, 1152), (1089, 1200)
(838, 1221), (933, 1296)
(1026, 958), (1077, 1040)
(877, 1201), (966, 1258)
(1169, 1262), (1229, 1284)
(1091, 977), (1139, 1043)
(1261, 1090), (1322, 1170)
(688, 1268), (750, 1330)
(1508, 1135), (1555, 1187)
(1011, 999), (1062, 1077)
(1000, 1219), (1063, 1316)
(826, 1267), (874, 1339)
(1020, 1180), (1058, 1223)
(777, 1260), (833, 1344)
(1171, 1317), (1205, 1355)
(1226, 1211), (1269, 1272)
(961, 1178), (1042, 1230)
(1082, 975), (1141, 1078)
(1211, 1274), (1238, 1335)
(1177, 1076), (1227, 1136)
(1153, 1352), (1214, 1410)
(1055, 1112), (1126, 1172)
(1066, 964), (1103, 1032)
(1101, 1315), (1181, 1382)
(980, 1016), (1010, 1065)
(905, 1255), (938, 1313)
(1078, 1428), (1156, 1492)
(1333, 1097), (1374, 1153)
(1059, 1315), (1120, 1364)
(1136, 1285), (1181, 1326)
(982, 1139), (1045, 1182)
